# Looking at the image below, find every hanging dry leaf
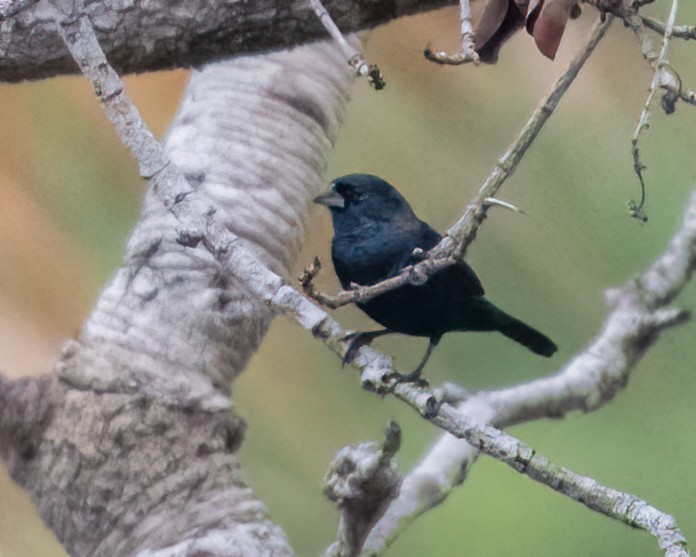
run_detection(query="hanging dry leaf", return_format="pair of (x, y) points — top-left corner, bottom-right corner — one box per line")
(474, 0), (511, 50)
(526, 0), (579, 59)
(474, 0), (526, 63)
(473, 0), (580, 62)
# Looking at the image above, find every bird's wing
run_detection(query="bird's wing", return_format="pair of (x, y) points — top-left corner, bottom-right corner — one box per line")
(388, 222), (485, 296)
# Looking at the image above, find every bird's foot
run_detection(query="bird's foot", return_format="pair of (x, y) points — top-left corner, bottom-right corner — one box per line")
(341, 332), (363, 366)
(341, 329), (393, 366)
(390, 370), (429, 388)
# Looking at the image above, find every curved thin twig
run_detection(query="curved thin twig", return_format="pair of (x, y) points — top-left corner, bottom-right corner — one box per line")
(630, 0), (680, 221)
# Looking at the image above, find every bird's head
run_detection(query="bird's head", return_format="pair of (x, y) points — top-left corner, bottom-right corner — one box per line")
(314, 174), (417, 232)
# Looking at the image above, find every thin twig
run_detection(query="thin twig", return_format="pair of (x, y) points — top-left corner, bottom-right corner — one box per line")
(309, 0), (358, 61)
(443, 15), (612, 257)
(424, 0), (479, 65)
(309, 0), (385, 89)
(640, 16), (696, 40)
(304, 16), (613, 308)
(677, 88), (696, 105)
(632, 17), (695, 109)
(630, 0), (679, 222)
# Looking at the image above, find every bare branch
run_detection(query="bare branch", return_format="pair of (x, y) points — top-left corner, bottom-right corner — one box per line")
(426, 404), (688, 557)
(48, 0), (262, 284)
(423, 0), (479, 65)
(359, 371), (690, 557)
(309, 0), (385, 89)
(630, 0), (680, 221)
(641, 16), (696, 40)
(441, 14), (612, 258)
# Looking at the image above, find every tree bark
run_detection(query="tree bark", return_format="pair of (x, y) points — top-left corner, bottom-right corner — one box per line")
(0, 0), (456, 82)
(0, 37), (355, 556)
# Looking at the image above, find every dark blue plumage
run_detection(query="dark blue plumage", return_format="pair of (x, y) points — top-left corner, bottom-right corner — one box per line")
(314, 174), (557, 380)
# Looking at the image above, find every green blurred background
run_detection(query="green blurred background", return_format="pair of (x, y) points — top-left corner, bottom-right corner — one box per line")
(0, 3), (694, 556)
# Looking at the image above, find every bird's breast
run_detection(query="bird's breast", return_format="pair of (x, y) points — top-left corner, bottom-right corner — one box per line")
(331, 247), (393, 288)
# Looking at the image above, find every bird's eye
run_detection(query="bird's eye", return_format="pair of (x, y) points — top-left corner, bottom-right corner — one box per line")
(334, 183), (348, 196)
(335, 184), (363, 204)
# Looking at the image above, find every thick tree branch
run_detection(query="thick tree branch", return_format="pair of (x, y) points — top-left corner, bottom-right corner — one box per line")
(323, 423), (402, 557)
(0, 0), (457, 82)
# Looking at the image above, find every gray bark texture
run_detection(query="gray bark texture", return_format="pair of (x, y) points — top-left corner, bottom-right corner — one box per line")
(0, 35), (355, 555)
(0, 0), (455, 82)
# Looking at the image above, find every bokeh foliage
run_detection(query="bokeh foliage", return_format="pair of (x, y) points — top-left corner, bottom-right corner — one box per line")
(0, 3), (694, 556)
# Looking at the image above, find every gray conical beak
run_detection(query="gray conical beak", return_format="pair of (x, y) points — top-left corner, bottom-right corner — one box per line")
(313, 189), (345, 209)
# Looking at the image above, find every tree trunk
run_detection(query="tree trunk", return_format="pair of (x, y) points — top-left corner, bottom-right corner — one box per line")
(0, 38), (355, 556)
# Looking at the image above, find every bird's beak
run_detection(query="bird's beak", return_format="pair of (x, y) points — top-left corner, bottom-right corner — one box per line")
(313, 189), (345, 209)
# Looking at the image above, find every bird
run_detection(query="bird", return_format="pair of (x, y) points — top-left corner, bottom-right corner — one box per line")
(314, 173), (557, 382)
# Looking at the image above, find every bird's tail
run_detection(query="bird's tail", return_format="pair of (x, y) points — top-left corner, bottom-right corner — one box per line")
(487, 303), (557, 357)
(498, 316), (557, 357)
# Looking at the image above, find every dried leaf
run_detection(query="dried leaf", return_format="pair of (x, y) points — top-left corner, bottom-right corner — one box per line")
(526, 0), (543, 34)
(473, 0), (578, 63)
(526, 0), (578, 60)
(474, 0), (526, 63)
(474, 0), (510, 49)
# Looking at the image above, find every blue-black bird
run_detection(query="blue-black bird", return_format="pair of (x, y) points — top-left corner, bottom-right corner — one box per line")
(314, 174), (557, 381)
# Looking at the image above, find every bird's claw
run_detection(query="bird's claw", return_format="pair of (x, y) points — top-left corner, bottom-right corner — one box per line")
(341, 330), (392, 366)
(341, 332), (370, 366)
(390, 370), (429, 388)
